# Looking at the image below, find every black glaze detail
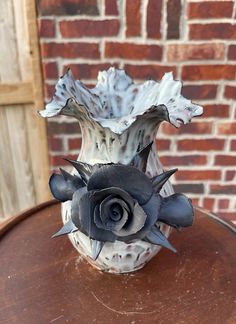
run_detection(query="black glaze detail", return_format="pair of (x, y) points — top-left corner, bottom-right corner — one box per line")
(50, 142), (194, 259)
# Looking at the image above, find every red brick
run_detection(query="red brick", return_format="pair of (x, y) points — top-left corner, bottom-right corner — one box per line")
(48, 137), (63, 151)
(125, 64), (176, 80)
(64, 63), (117, 79)
(231, 140), (236, 150)
(202, 198), (215, 210)
(38, 18), (55, 38)
(41, 42), (100, 59)
(68, 138), (82, 150)
(38, 0), (99, 16)
(155, 139), (171, 151)
(167, 0), (181, 39)
(105, 43), (162, 60)
(203, 104), (230, 118)
(105, 0), (118, 15)
(147, 0), (162, 39)
(182, 65), (236, 81)
(167, 43), (225, 62)
(218, 199), (229, 210)
(191, 198), (200, 206)
(177, 139), (225, 151)
(126, 0), (141, 37)
(182, 85), (217, 100)
(44, 83), (55, 100)
(224, 85), (236, 100)
(217, 123), (236, 135)
(42, 62), (58, 79)
(175, 170), (221, 181)
(210, 184), (236, 194)
(173, 183), (204, 194)
(50, 154), (78, 167)
(160, 155), (207, 166)
(225, 170), (236, 181)
(59, 19), (120, 37)
(228, 45), (236, 60)
(47, 122), (81, 135)
(189, 23), (236, 40)
(215, 155), (236, 166)
(188, 1), (233, 19)
(161, 122), (212, 135)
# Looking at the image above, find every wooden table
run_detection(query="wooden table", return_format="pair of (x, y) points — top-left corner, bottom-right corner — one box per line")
(0, 201), (235, 324)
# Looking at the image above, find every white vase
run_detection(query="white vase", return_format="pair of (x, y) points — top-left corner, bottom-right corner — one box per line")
(40, 68), (203, 273)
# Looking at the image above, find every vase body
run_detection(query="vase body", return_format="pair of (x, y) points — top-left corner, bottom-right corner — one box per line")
(40, 68), (203, 274)
(62, 118), (173, 273)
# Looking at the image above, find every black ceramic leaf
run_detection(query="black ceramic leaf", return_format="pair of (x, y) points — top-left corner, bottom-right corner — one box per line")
(52, 219), (78, 237)
(49, 169), (84, 202)
(64, 158), (94, 183)
(90, 239), (105, 260)
(151, 168), (178, 193)
(158, 193), (194, 228)
(130, 141), (153, 173)
(145, 225), (177, 253)
(88, 164), (153, 205)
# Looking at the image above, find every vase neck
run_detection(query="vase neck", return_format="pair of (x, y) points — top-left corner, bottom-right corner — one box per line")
(79, 119), (158, 164)
(77, 119), (174, 196)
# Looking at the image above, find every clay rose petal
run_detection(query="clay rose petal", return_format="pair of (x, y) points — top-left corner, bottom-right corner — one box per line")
(120, 193), (162, 242)
(141, 193), (162, 230)
(114, 202), (147, 237)
(91, 187), (134, 209)
(99, 197), (129, 230)
(88, 164), (153, 205)
(72, 189), (117, 242)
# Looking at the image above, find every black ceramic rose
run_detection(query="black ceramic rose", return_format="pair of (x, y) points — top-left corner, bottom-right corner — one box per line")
(50, 143), (194, 259)
(71, 164), (164, 243)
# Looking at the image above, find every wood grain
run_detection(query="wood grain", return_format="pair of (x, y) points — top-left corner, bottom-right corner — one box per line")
(0, 0), (50, 220)
(0, 83), (34, 105)
(24, 0), (50, 204)
(0, 109), (20, 218)
(6, 106), (36, 210)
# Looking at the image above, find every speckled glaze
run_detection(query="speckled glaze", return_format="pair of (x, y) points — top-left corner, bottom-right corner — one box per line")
(40, 68), (203, 273)
(61, 125), (172, 273)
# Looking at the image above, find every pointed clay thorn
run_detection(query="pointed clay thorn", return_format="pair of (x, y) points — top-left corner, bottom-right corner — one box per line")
(52, 219), (78, 238)
(145, 226), (177, 253)
(64, 158), (93, 183)
(59, 168), (75, 181)
(130, 141), (153, 173)
(152, 168), (178, 193)
(90, 240), (105, 260)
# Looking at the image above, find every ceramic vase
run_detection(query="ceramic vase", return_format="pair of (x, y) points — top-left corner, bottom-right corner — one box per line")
(40, 68), (203, 273)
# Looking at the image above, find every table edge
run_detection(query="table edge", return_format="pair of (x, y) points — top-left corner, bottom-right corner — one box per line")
(0, 200), (59, 238)
(195, 206), (236, 234)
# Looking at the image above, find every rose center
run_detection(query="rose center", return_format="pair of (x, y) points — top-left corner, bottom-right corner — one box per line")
(110, 203), (123, 221)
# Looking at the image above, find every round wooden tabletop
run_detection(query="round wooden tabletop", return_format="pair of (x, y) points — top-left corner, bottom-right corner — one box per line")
(0, 201), (235, 324)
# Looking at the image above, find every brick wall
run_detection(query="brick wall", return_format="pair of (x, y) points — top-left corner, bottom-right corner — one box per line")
(37, 0), (236, 222)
